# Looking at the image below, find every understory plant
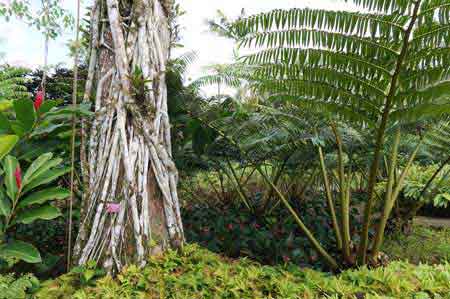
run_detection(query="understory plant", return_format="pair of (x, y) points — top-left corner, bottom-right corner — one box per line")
(35, 244), (450, 299)
(228, 0), (450, 269)
(0, 153), (70, 267)
(0, 68), (88, 269)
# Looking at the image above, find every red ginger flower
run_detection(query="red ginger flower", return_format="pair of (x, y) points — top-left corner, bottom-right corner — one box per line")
(14, 166), (22, 189)
(34, 90), (44, 111)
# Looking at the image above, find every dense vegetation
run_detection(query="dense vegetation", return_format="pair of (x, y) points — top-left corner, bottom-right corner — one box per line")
(0, 0), (449, 297)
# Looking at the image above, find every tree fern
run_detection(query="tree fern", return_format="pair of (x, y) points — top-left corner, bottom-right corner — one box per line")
(231, 0), (450, 267)
(0, 66), (30, 104)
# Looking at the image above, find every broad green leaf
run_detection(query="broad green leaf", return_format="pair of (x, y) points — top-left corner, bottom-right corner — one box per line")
(22, 152), (53, 185)
(0, 240), (41, 263)
(0, 100), (13, 112)
(0, 112), (11, 133)
(37, 99), (59, 115)
(16, 205), (62, 224)
(9, 121), (25, 137)
(18, 187), (70, 208)
(13, 99), (36, 132)
(23, 166), (70, 193)
(44, 104), (94, 118)
(30, 123), (68, 137)
(0, 188), (11, 217)
(24, 158), (62, 187)
(3, 155), (19, 200)
(0, 135), (19, 160)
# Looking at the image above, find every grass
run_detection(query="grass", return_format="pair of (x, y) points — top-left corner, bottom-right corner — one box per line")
(383, 225), (450, 265)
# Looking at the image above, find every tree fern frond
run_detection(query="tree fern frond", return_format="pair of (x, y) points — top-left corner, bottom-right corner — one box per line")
(242, 47), (394, 76)
(239, 29), (401, 58)
(233, 8), (407, 39)
(0, 66), (31, 102)
(253, 64), (389, 96)
(350, 0), (413, 14)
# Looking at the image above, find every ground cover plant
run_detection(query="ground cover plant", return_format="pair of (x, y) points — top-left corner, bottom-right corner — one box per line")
(0, 0), (449, 298)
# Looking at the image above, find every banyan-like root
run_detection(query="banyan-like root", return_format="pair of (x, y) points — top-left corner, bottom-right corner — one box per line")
(73, 0), (183, 274)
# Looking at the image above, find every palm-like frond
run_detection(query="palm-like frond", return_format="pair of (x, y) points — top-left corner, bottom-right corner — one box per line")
(0, 66), (30, 103)
(232, 0), (450, 126)
(423, 120), (450, 160)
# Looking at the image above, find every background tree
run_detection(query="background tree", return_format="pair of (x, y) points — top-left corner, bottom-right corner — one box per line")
(73, 0), (184, 274)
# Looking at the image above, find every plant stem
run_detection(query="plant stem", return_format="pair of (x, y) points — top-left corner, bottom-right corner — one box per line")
(371, 135), (422, 258)
(371, 128), (400, 257)
(357, 0), (422, 264)
(256, 166), (339, 271)
(331, 123), (351, 260)
(318, 145), (342, 250)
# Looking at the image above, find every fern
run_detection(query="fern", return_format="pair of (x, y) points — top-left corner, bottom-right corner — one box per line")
(0, 66), (30, 103)
(232, 0), (450, 126)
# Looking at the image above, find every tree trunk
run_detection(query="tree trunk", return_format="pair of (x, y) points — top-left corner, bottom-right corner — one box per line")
(74, 0), (183, 274)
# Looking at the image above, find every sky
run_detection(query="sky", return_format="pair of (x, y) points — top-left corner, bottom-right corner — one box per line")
(0, 0), (348, 89)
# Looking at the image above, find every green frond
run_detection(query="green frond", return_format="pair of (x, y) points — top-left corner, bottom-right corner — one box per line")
(239, 29), (400, 58)
(350, 0), (412, 14)
(411, 24), (450, 52)
(0, 66), (31, 102)
(267, 94), (376, 126)
(405, 47), (450, 71)
(395, 81), (450, 105)
(422, 120), (450, 159)
(169, 51), (198, 77)
(253, 64), (390, 97)
(233, 8), (407, 39)
(241, 48), (394, 77)
(390, 102), (450, 123)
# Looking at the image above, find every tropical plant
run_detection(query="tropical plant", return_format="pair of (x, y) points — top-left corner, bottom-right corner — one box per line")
(0, 66), (30, 107)
(229, 0), (450, 269)
(401, 164), (450, 208)
(0, 67), (89, 269)
(0, 153), (70, 267)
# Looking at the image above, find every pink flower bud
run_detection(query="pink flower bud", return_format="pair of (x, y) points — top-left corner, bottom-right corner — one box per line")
(106, 203), (121, 213)
(34, 91), (44, 111)
(14, 166), (22, 189)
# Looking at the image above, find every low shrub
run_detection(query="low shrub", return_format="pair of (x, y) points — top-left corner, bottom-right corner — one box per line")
(32, 244), (450, 299)
(182, 196), (361, 270)
(383, 225), (450, 265)
(0, 273), (39, 299)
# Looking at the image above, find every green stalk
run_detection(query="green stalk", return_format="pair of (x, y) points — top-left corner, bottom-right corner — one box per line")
(225, 160), (252, 210)
(331, 123), (351, 260)
(357, 0), (422, 264)
(256, 166), (340, 271)
(371, 134), (422, 258)
(371, 128), (400, 258)
(318, 145), (342, 250)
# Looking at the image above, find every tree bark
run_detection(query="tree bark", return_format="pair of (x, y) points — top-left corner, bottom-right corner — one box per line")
(73, 0), (183, 274)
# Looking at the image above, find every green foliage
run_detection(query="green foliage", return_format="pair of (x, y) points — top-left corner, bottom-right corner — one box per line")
(402, 164), (450, 208)
(0, 67), (30, 104)
(232, 2), (450, 125)
(384, 225), (450, 265)
(0, 153), (70, 268)
(35, 244), (450, 298)
(0, 0), (73, 39)
(0, 273), (39, 299)
(183, 196), (360, 270)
